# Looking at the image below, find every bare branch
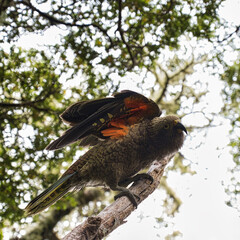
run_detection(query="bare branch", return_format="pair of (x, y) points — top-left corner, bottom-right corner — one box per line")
(0, 0), (14, 14)
(0, 98), (57, 114)
(150, 56), (197, 105)
(160, 177), (182, 215)
(62, 157), (172, 240)
(174, 76), (186, 102)
(155, 63), (171, 104)
(17, 0), (113, 47)
(117, 0), (136, 69)
(0, 99), (46, 108)
(170, 57), (195, 79)
(216, 25), (240, 43)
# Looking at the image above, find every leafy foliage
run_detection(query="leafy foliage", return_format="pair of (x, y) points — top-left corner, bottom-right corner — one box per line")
(0, 46), (75, 227)
(1, 0), (224, 76)
(0, 0), (239, 239)
(221, 59), (240, 209)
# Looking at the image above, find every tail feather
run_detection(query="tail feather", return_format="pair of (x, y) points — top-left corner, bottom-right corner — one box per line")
(25, 173), (76, 216)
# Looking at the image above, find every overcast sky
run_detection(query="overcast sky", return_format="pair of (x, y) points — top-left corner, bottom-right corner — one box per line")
(110, 1), (240, 239)
(2, 0), (240, 239)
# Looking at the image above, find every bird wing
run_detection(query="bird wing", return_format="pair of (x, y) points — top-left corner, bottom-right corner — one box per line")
(46, 90), (161, 150)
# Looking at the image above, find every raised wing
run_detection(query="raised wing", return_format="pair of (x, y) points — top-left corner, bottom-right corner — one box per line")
(46, 90), (161, 150)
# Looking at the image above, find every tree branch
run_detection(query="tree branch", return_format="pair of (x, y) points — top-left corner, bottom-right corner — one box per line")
(117, 0), (136, 69)
(0, 83), (59, 113)
(151, 56), (196, 105)
(0, 0), (14, 15)
(22, 189), (104, 240)
(62, 157), (172, 240)
(155, 64), (171, 104)
(17, 0), (113, 47)
(0, 98), (56, 113)
(216, 25), (240, 43)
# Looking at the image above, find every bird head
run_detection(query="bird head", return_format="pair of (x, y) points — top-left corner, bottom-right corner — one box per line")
(151, 115), (187, 153)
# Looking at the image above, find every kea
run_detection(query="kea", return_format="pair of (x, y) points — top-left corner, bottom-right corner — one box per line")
(25, 90), (187, 215)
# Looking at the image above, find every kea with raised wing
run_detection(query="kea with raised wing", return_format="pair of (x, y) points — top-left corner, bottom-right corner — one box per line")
(25, 90), (187, 215)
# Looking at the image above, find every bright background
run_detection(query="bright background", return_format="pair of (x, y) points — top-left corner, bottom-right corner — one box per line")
(2, 0), (240, 239)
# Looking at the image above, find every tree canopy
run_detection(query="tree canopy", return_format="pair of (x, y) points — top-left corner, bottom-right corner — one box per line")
(0, 0), (239, 239)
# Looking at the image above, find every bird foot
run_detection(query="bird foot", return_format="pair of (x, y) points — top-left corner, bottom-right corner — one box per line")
(114, 189), (139, 208)
(119, 173), (153, 187)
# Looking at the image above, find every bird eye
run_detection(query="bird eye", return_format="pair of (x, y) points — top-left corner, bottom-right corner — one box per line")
(164, 124), (169, 129)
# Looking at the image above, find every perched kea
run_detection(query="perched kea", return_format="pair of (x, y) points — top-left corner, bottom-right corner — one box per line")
(25, 90), (187, 215)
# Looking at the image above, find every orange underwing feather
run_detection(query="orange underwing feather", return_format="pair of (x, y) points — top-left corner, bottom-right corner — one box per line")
(101, 128), (129, 139)
(100, 94), (159, 139)
(46, 90), (161, 149)
(101, 120), (130, 139)
(121, 94), (160, 126)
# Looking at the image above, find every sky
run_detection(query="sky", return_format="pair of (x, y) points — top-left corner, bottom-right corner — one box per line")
(2, 0), (240, 239)
(109, 1), (240, 239)
(110, 69), (240, 239)
(109, 123), (240, 240)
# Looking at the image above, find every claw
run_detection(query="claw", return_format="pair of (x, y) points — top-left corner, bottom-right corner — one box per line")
(111, 174), (154, 208)
(119, 173), (153, 187)
(114, 190), (139, 208)
(132, 173), (153, 185)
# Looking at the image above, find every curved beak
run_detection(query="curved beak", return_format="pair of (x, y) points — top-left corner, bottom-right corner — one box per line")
(175, 122), (187, 134)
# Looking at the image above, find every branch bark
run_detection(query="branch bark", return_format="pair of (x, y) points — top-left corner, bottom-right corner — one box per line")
(22, 189), (104, 240)
(62, 157), (172, 240)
